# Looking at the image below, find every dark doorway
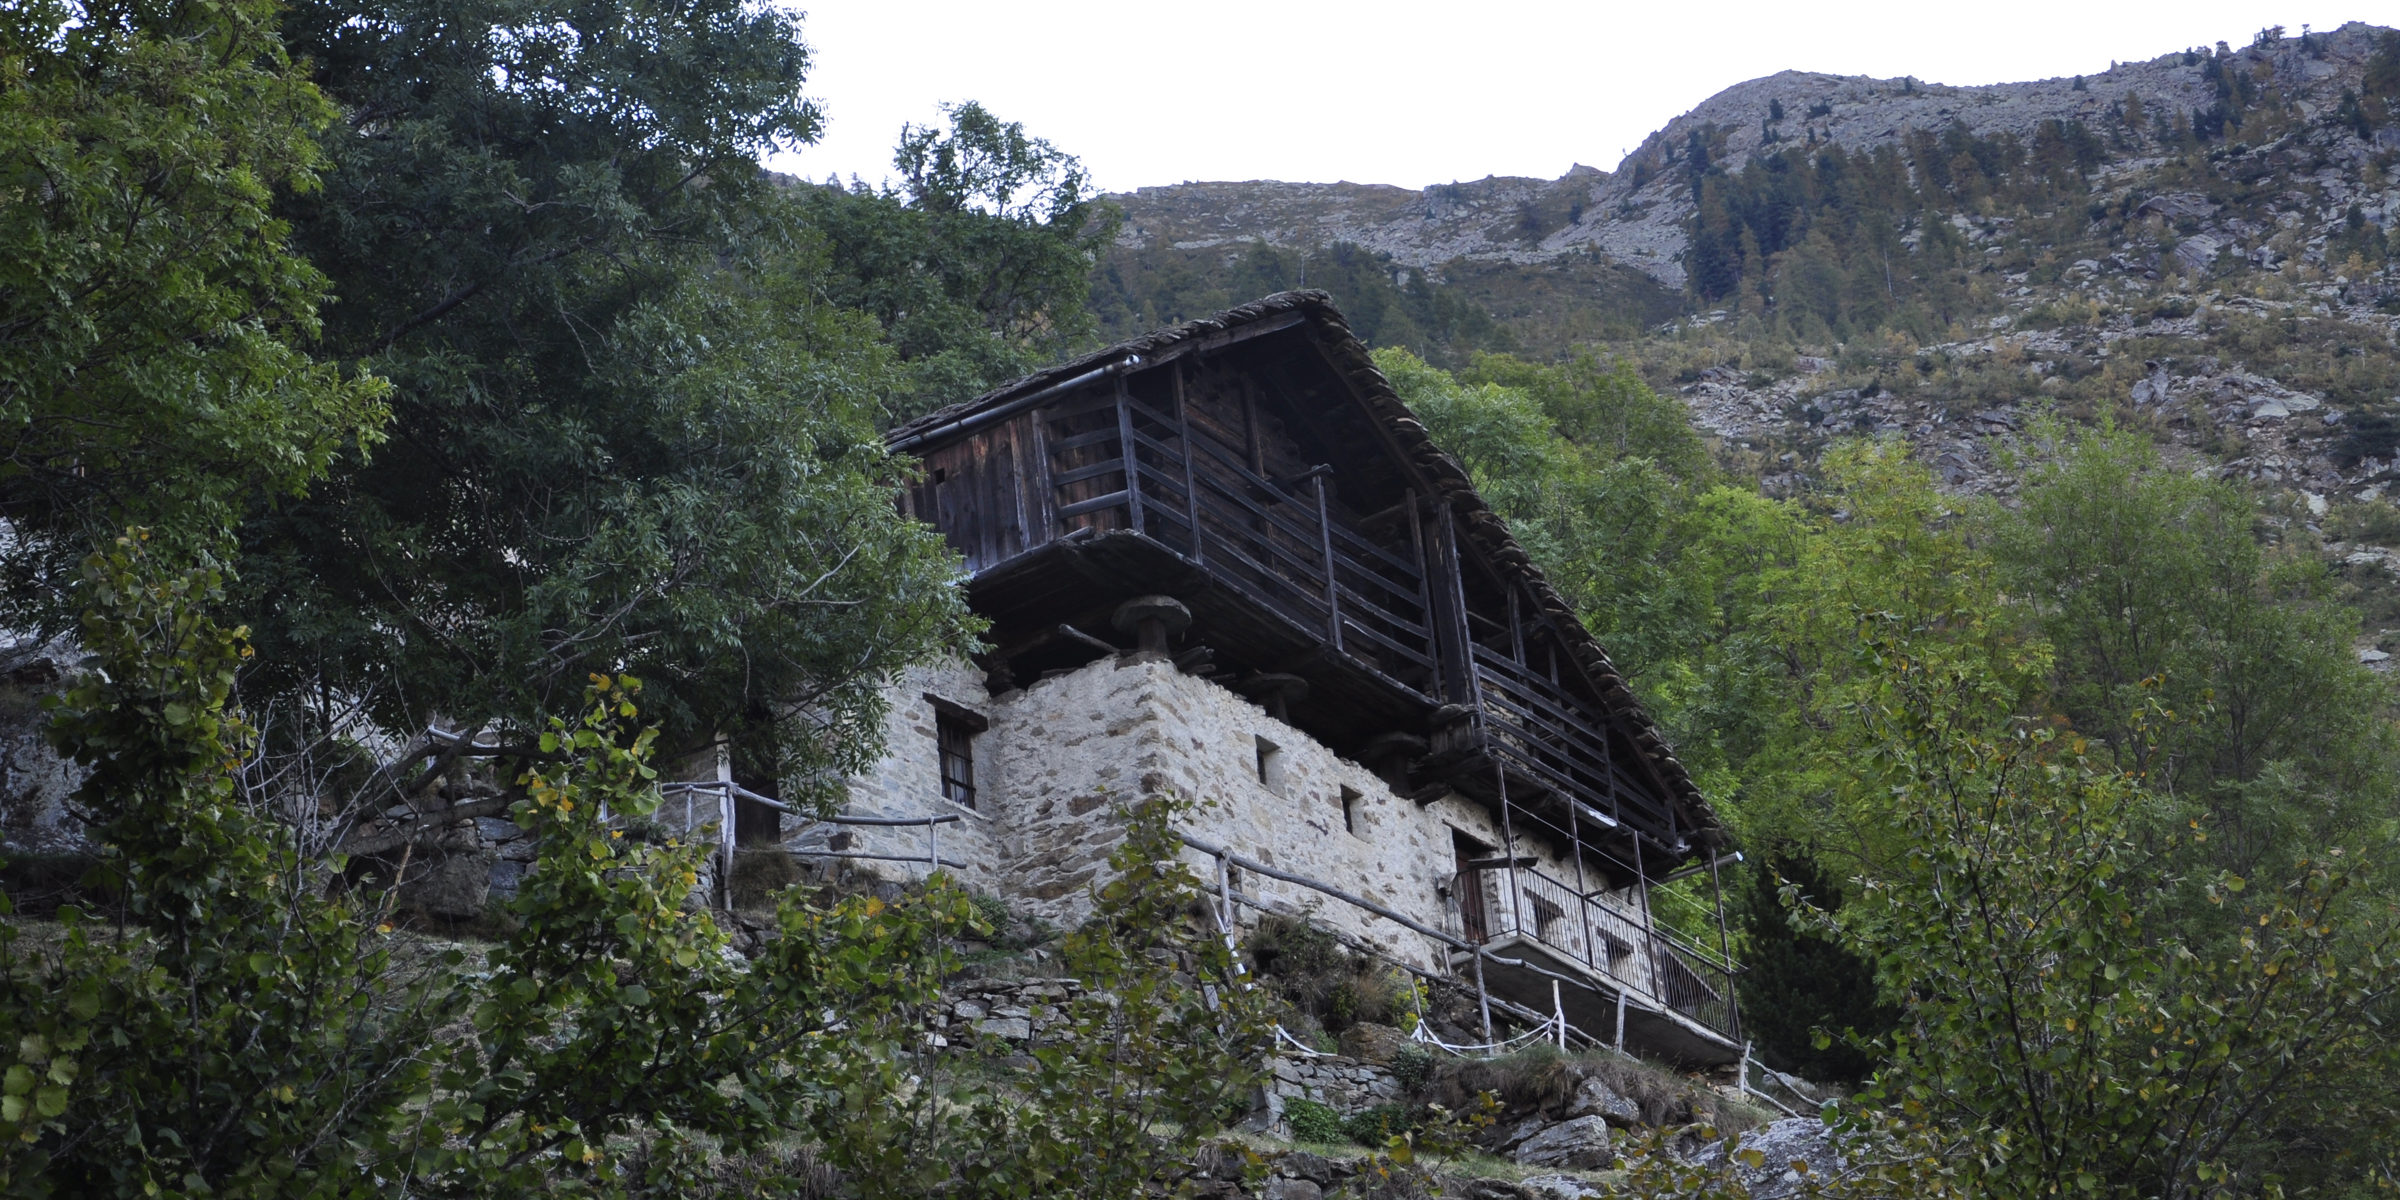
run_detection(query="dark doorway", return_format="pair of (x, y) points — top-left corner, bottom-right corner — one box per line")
(730, 724), (782, 846)
(1453, 828), (1494, 944)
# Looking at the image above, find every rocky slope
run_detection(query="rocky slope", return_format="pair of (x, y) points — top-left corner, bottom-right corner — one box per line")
(1112, 22), (2399, 294)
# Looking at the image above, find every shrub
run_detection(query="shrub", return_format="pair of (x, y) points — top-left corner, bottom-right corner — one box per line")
(969, 890), (1011, 932)
(729, 845), (799, 909)
(1340, 1103), (1418, 1145)
(1390, 1043), (1435, 1093)
(2328, 497), (2400, 546)
(1284, 1096), (1343, 1143)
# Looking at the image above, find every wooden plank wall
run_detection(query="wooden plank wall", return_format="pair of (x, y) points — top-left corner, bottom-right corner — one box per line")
(905, 411), (1042, 574)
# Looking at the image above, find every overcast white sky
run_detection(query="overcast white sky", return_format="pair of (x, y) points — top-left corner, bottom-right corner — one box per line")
(768, 3), (2387, 194)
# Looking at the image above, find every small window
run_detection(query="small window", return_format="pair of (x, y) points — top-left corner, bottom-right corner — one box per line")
(937, 714), (977, 809)
(927, 695), (988, 811)
(1254, 736), (1286, 795)
(1531, 894), (1565, 940)
(1339, 786), (1362, 837)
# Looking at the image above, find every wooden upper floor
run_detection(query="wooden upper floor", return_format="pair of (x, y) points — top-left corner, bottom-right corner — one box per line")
(889, 292), (1720, 884)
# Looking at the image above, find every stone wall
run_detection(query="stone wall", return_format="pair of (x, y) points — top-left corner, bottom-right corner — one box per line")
(816, 658), (1008, 892)
(0, 640), (90, 858)
(1257, 1053), (1406, 1120)
(819, 651), (1660, 996)
(928, 976), (1078, 1046)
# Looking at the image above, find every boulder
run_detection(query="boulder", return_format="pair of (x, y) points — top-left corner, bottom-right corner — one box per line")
(1493, 1115), (1550, 1151)
(1567, 1076), (1641, 1127)
(400, 849), (492, 919)
(972, 1016), (1031, 1040)
(1686, 1117), (1845, 1200)
(1520, 1176), (1607, 1200)
(1262, 1179), (1320, 1200)
(1512, 1115), (1616, 1170)
(1278, 1152), (1336, 1185)
(1337, 1021), (1409, 1064)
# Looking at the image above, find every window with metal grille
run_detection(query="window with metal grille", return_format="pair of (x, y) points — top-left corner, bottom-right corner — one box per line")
(927, 695), (988, 811)
(937, 714), (976, 809)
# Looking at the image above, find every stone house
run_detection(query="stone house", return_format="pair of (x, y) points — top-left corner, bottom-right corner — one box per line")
(760, 291), (1744, 1065)
(0, 289), (1745, 1065)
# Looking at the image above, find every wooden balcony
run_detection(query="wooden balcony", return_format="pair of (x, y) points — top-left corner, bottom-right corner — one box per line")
(908, 363), (1453, 752)
(903, 340), (1689, 866)
(1455, 861), (1742, 1059)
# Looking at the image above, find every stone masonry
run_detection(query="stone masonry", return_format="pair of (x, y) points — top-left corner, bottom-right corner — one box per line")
(814, 649), (1660, 996)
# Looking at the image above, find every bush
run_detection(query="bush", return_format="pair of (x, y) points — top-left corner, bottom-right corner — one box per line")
(1284, 1096), (1343, 1143)
(2328, 497), (2400, 546)
(1425, 1045), (1739, 1130)
(1390, 1043), (1435, 1093)
(728, 845), (799, 909)
(969, 890), (1011, 931)
(1340, 1103), (1419, 1145)
(1242, 915), (1406, 1031)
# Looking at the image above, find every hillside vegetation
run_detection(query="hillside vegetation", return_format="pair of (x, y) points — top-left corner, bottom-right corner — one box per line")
(3, 4), (2398, 1197)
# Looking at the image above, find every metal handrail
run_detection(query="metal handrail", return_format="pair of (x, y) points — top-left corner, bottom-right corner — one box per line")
(1456, 861), (1741, 1041)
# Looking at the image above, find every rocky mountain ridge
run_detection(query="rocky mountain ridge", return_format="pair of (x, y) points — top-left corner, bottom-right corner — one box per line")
(1112, 22), (2398, 293)
(1099, 21), (2400, 658)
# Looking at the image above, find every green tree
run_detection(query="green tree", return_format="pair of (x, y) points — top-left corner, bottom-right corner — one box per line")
(235, 0), (972, 801)
(1377, 346), (1704, 682)
(1732, 852), (1894, 1082)
(799, 101), (1119, 423)
(1988, 422), (2398, 889)
(808, 798), (1272, 1200)
(0, 0), (388, 610)
(0, 535), (446, 1197)
(1817, 614), (2400, 1199)
(4, 544), (1268, 1196)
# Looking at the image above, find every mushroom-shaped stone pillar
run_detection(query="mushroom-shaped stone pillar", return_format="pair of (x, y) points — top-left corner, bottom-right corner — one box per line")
(1241, 672), (1310, 724)
(1111, 594), (1192, 657)
(1357, 731), (1429, 791)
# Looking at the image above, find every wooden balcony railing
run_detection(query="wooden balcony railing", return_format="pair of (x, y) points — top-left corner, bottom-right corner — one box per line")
(1471, 644), (1679, 848)
(1036, 380), (1442, 701)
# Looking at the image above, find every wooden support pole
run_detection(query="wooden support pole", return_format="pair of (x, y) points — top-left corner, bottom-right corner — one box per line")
(1494, 760), (1526, 947)
(1314, 473), (1341, 653)
(719, 784), (735, 910)
(1216, 851), (1235, 932)
(1115, 376), (1144, 534)
(1552, 978), (1566, 1051)
(1173, 362), (1203, 563)
(1570, 797), (1598, 972)
(1614, 986), (1627, 1053)
(1709, 850), (1738, 1039)
(1435, 502), (1479, 710)
(1474, 946), (1493, 1042)
(1404, 488), (1438, 696)
(1632, 822), (1659, 995)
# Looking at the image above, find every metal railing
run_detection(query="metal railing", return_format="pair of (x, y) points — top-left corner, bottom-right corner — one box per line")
(1457, 861), (1740, 1042)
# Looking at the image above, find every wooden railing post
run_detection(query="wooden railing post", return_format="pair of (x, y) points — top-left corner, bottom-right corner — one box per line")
(1115, 375), (1143, 533)
(1174, 362), (1203, 563)
(1404, 489), (1438, 696)
(1709, 851), (1738, 1038)
(718, 783), (735, 910)
(1313, 472), (1341, 653)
